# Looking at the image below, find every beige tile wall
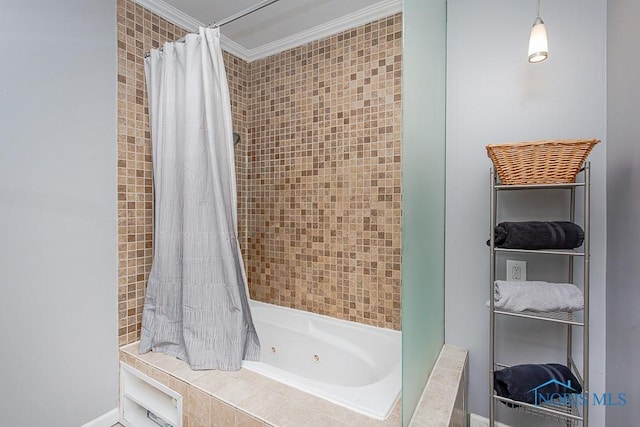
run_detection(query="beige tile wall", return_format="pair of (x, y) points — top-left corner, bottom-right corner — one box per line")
(117, 0), (402, 344)
(245, 15), (403, 330)
(116, 0), (248, 345)
(228, 55), (251, 259)
(117, 0), (187, 345)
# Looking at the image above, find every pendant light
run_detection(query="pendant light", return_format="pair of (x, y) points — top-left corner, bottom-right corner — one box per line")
(528, 0), (548, 63)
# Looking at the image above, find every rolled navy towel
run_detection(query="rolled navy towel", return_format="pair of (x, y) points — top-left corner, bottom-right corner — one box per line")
(494, 363), (582, 406)
(490, 221), (584, 250)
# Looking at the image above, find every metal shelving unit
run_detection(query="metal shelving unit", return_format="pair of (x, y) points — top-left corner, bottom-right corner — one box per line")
(489, 163), (590, 426)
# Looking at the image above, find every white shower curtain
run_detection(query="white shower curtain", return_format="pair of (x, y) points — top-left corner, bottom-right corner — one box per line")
(139, 27), (260, 370)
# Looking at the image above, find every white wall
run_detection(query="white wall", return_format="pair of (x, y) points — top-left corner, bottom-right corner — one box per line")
(0, 1), (118, 426)
(446, 0), (606, 426)
(606, 0), (640, 425)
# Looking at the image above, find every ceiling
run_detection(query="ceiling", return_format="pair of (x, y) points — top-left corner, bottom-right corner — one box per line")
(137, 0), (402, 61)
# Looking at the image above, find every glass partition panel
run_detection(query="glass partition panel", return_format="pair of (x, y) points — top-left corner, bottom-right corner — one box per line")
(401, 0), (447, 425)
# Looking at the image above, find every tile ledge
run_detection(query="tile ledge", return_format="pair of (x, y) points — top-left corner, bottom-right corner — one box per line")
(409, 343), (469, 427)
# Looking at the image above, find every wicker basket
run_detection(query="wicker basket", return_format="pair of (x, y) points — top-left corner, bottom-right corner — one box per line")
(486, 139), (600, 185)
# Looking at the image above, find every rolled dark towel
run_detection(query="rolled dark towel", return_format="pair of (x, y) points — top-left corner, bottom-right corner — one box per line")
(494, 363), (582, 406)
(490, 221), (584, 250)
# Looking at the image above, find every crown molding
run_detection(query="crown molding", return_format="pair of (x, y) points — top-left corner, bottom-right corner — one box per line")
(133, 0), (253, 61)
(245, 0), (403, 62)
(133, 0), (202, 32)
(133, 0), (402, 63)
(220, 35), (252, 62)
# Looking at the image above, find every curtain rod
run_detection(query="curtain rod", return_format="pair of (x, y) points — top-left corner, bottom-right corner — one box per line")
(143, 0), (280, 58)
(211, 0), (280, 29)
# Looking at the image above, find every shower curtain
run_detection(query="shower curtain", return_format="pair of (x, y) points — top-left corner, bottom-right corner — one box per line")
(139, 27), (260, 370)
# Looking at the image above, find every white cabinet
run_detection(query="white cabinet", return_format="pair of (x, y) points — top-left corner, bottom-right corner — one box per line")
(120, 363), (183, 427)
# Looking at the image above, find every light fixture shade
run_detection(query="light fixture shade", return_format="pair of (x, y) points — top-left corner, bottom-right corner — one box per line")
(528, 17), (548, 63)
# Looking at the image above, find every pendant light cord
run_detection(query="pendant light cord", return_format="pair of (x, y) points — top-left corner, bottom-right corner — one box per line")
(537, 0), (541, 17)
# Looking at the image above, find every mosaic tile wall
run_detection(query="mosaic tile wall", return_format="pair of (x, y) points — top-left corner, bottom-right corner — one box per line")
(227, 56), (250, 258)
(116, 0), (248, 345)
(117, 0), (402, 344)
(245, 15), (403, 330)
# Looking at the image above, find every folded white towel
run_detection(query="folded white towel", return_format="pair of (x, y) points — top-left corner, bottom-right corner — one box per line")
(487, 280), (584, 313)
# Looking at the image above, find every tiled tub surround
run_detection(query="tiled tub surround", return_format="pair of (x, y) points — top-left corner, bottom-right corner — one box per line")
(116, 0), (249, 346)
(409, 344), (469, 427)
(245, 15), (403, 330)
(116, 4), (406, 426)
(120, 342), (401, 426)
(117, 0), (403, 344)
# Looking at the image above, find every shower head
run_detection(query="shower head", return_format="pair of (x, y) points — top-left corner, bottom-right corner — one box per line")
(233, 132), (240, 146)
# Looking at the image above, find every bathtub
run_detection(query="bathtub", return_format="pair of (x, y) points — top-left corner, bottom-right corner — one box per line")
(242, 300), (401, 420)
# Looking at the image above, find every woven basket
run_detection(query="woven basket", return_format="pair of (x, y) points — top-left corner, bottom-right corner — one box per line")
(486, 139), (600, 185)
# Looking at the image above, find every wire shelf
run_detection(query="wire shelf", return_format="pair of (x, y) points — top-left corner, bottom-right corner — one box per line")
(494, 182), (585, 191)
(493, 309), (584, 326)
(493, 363), (585, 424)
(493, 394), (584, 424)
(494, 247), (585, 256)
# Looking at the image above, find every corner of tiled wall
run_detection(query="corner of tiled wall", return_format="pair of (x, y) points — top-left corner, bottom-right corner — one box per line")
(117, 0), (251, 345)
(245, 14), (403, 330)
(116, 0), (188, 345)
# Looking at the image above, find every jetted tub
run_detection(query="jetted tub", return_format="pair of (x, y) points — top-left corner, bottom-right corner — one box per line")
(242, 300), (401, 420)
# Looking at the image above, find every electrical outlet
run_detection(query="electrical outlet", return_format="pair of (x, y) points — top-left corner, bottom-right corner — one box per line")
(506, 260), (527, 281)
